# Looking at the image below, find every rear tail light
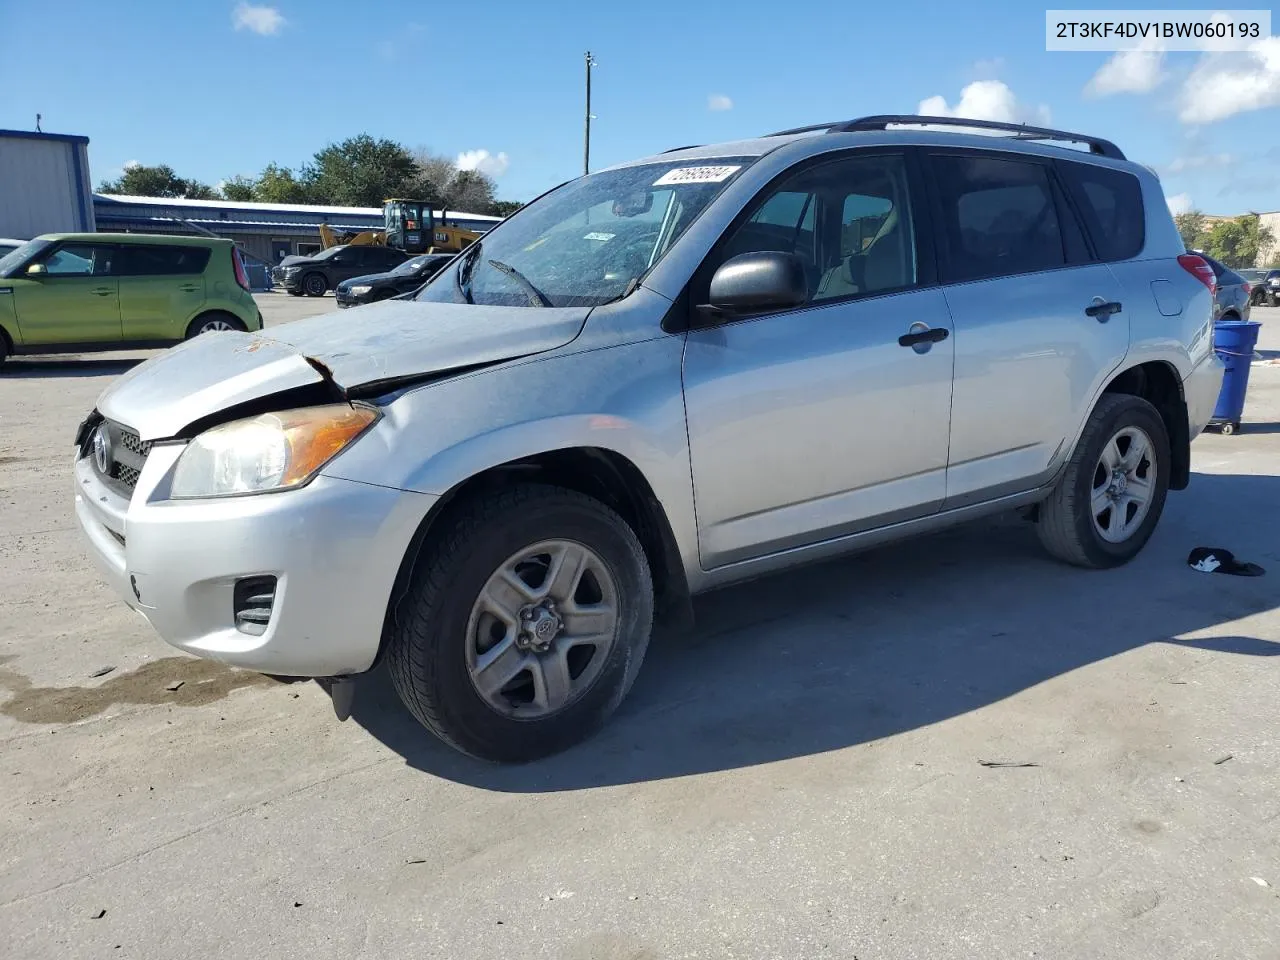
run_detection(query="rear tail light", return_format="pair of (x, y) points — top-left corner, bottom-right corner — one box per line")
(1177, 254), (1216, 293)
(231, 248), (251, 291)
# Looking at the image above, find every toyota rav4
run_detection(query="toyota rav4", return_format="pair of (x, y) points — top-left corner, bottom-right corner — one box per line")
(73, 116), (1224, 762)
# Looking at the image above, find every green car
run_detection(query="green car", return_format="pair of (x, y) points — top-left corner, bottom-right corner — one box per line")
(0, 233), (262, 365)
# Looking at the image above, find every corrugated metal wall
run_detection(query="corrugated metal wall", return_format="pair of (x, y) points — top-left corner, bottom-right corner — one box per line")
(0, 133), (94, 239)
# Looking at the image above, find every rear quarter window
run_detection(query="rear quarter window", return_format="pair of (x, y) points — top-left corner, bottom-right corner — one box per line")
(1059, 162), (1145, 261)
(116, 245), (212, 276)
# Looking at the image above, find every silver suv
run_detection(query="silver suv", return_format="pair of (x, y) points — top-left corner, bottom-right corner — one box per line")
(74, 116), (1224, 762)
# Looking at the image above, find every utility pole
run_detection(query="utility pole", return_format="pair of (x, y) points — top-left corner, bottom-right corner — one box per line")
(584, 51), (596, 176)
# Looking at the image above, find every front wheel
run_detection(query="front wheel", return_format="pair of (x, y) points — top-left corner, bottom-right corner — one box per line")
(1036, 394), (1170, 569)
(386, 485), (654, 762)
(303, 273), (327, 297)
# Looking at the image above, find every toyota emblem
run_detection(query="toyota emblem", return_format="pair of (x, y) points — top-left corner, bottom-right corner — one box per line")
(92, 425), (111, 474)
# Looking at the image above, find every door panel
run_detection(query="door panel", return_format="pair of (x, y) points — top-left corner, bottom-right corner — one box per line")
(683, 288), (954, 568)
(11, 242), (120, 344)
(942, 267), (1128, 505)
(119, 274), (205, 340)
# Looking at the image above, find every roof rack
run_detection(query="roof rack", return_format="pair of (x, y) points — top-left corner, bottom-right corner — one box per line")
(762, 114), (1125, 160)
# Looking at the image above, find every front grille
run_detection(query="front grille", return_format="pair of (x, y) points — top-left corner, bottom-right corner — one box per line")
(84, 417), (152, 494)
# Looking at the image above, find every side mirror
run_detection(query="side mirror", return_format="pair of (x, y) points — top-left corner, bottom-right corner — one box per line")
(26, 263), (47, 276)
(701, 251), (808, 318)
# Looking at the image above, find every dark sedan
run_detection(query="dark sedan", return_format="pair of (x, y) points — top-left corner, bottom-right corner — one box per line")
(1193, 251), (1251, 322)
(334, 253), (454, 308)
(273, 244), (409, 297)
(1241, 268), (1280, 306)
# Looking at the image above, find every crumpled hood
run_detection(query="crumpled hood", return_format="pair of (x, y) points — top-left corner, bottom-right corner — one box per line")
(97, 298), (591, 440)
(275, 255), (313, 269)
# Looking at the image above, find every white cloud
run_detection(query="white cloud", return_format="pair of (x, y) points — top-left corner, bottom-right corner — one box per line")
(456, 149), (510, 178)
(917, 80), (1050, 125)
(1166, 192), (1193, 215)
(1179, 37), (1280, 123)
(707, 94), (734, 112)
(232, 3), (286, 36)
(1163, 152), (1233, 174)
(1085, 45), (1166, 97)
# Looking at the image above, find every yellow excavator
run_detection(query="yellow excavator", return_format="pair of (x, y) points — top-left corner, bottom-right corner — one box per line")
(317, 199), (482, 255)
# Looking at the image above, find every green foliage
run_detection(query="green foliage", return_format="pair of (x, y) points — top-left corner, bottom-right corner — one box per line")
(220, 176), (256, 202)
(489, 200), (524, 218)
(1199, 214), (1275, 269)
(1174, 211), (1206, 250)
(252, 163), (312, 204)
(97, 163), (215, 200)
(302, 135), (426, 208)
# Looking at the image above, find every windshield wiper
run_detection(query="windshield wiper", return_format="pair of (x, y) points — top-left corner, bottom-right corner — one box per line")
(487, 259), (552, 308)
(454, 242), (482, 304)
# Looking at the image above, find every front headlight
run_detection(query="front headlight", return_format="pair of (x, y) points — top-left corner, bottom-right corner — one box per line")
(284, 266), (301, 275)
(348, 285), (372, 296)
(170, 404), (378, 498)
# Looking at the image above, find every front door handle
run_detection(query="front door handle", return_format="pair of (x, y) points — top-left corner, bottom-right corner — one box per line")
(898, 326), (950, 348)
(91, 288), (114, 297)
(1085, 299), (1122, 321)
(179, 284), (200, 292)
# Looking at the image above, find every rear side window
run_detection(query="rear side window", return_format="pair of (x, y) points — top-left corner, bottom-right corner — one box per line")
(115, 245), (211, 276)
(1059, 162), (1145, 261)
(930, 155), (1065, 282)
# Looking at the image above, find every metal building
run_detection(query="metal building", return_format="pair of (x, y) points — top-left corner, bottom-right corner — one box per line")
(93, 194), (501, 264)
(0, 129), (95, 239)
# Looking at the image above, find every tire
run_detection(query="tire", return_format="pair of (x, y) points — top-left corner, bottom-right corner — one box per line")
(1036, 394), (1171, 569)
(386, 484), (654, 763)
(185, 312), (247, 339)
(0, 330), (9, 367)
(303, 273), (327, 297)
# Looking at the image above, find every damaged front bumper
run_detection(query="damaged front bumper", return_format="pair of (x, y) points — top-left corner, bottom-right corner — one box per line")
(74, 441), (436, 677)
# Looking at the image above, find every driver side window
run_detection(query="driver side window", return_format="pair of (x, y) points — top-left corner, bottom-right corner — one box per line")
(712, 154), (917, 305)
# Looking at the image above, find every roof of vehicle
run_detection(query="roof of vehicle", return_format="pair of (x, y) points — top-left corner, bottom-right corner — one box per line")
(35, 232), (233, 246)
(611, 115), (1137, 173)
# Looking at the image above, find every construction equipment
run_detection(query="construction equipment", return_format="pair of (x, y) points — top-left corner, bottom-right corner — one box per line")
(318, 223), (385, 250)
(383, 199), (481, 255)
(316, 200), (481, 255)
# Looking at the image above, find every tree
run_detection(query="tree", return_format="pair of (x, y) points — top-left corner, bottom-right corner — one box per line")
(1201, 214), (1276, 269)
(252, 162), (312, 204)
(447, 169), (496, 215)
(220, 176), (256, 202)
(303, 135), (425, 207)
(1174, 211), (1206, 250)
(97, 163), (216, 200)
(489, 200), (523, 218)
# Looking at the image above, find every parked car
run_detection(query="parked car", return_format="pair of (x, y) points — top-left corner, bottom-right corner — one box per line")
(335, 253), (454, 308)
(0, 234), (262, 365)
(1240, 267), (1280, 306)
(0, 238), (25, 257)
(272, 244), (409, 297)
(1192, 251), (1251, 321)
(73, 115), (1222, 761)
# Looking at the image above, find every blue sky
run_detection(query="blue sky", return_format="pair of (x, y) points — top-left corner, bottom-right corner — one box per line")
(1, 0), (1277, 213)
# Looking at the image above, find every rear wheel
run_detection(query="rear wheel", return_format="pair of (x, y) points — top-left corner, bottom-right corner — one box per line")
(386, 485), (654, 762)
(1037, 394), (1170, 569)
(185, 313), (247, 339)
(303, 273), (327, 297)
(0, 330), (9, 367)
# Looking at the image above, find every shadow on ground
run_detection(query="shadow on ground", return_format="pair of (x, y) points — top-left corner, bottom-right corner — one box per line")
(344, 471), (1278, 790)
(0, 358), (143, 378)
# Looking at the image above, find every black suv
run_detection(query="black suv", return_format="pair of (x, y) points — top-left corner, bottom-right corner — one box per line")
(274, 244), (409, 297)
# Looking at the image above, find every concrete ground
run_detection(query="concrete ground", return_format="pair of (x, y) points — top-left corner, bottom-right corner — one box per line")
(1, 297), (1278, 959)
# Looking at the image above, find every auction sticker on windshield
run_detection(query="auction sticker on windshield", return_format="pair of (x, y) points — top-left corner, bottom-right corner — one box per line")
(653, 165), (742, 186)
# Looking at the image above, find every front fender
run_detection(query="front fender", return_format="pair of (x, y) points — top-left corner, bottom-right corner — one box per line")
(321, 336), (701, 583)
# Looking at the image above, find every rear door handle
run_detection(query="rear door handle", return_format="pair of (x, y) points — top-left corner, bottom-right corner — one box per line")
(179, 284), (200, 292)
(1085, 299), (1122, 321)
(91, 288), (114, 297)
(898, 326), (950, 347)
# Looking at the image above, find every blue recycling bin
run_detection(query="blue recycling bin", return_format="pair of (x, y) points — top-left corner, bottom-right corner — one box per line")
(1210, 320), (1261, 434)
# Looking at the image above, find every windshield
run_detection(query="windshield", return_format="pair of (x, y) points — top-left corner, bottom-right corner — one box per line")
(0, 239), (49, 277)
(311, 246), (343, 260)
(391, 255), (432, 276)
(418, 157), (754, 308)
